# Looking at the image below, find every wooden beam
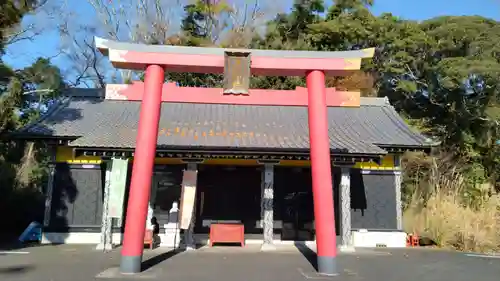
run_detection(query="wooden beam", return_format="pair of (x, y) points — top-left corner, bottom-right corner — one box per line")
(106, 83), (361, 107)
(95, 37), (374, 76)
(73, 148), (382, 163)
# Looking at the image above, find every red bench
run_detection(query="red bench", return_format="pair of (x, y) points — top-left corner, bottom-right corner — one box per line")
(209, 223), (245, 247)
(144, 230), (154, 249)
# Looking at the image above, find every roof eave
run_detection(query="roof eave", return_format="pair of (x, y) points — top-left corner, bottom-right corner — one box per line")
(72, 145), (386, 159)
(86, 144), (386, 155)
(0, 133), (77, 145)
(377, 143), (438, 153)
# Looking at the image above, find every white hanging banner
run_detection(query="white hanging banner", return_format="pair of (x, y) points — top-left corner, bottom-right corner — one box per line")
(179, 170), (197, 229)
(108, 158), (128, 218)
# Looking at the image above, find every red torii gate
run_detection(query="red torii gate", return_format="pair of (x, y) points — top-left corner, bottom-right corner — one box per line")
(95, 37), (374, 276)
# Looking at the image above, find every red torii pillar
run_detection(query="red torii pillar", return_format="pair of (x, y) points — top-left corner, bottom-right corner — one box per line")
(306, 70), (337, 274)
(119, 65), (164, 273)
(95, 36), (374, 276)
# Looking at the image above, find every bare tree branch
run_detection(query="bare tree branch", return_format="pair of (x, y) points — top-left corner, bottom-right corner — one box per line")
(2, 0), (61, 48)
(3, 23), (39, 44)
(53, 0), (275, 86)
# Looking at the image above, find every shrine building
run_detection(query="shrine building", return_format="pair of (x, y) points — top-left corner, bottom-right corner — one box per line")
(11, 37), (437, 275)
(16, 87), (432, 246)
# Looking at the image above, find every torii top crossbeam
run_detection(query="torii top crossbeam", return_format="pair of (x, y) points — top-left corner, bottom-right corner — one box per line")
(95, 36), (374, 76)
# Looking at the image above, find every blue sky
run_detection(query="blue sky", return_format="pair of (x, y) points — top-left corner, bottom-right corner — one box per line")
(3, 0), (500, 70)
(372, 0), (499, 20)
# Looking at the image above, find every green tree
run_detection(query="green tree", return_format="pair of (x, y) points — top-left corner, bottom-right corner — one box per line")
(259, 1), (499, 191)
(0, 0), (66, 238)
(168, 0), (239, 87)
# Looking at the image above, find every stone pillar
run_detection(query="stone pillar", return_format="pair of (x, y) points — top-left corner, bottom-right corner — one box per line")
(394, 156), (403, 230)
(339, 166), (354, 252)
(97, 162), (113, 251)
(261, 164), (275, 251)
(146, 175), (158, 230)
(306, 70), (337, 276)
(183, 163), (198, 250)
(164, 202), (181, 248)
(120, 64), (165, 274)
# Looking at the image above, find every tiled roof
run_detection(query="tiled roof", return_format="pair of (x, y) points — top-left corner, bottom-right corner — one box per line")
(17, 93), (433, 155)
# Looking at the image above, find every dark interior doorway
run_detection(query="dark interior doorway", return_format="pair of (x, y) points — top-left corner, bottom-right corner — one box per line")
(195, 165), (262, 234)
(151, 165), (185, 228)
(275, 166), (341, 241)
(275, 166), (315, 241)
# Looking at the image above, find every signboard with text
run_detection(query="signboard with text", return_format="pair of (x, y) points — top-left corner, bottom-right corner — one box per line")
(179, 170), (198, 229)
(108, 158), (128, 218)
(223, 51), (251, 95)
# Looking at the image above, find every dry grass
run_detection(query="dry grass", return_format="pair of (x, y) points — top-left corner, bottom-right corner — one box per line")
(404, 191), (500, 253)
(403, 160), (500, 253)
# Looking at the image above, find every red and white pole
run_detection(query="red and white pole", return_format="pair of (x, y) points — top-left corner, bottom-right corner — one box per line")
(306, 70), (338, 276)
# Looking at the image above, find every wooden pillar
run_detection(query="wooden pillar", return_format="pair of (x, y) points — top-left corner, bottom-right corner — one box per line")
(339, 166), (354, 252)
(43, 146), (56, 228)
(120, 64), (164, 274)
(260, 163), (275, 251)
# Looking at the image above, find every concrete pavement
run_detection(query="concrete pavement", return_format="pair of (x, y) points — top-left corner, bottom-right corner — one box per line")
(1, 244), (499, 281)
